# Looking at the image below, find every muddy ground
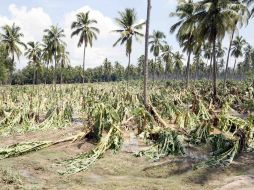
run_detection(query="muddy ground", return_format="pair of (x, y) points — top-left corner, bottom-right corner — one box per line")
(0, 125), (254, 190)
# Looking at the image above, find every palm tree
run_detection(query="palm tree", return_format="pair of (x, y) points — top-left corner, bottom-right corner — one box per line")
(194, 0), (241, 99)
(223, 0), (249, 92)
(41, 38), (52, 84)
(173, 51), (184, 80)
(0, 23), (26, 84)
(25, 41), (42, 86)
(144, 0), (151, 108)
(149, 30), (166, 82)
(231, 36), (246, 74)
(113, 8), (145, 81)
(170, 0), (197, 88)
(203, 42), (213, 79)
(71, 12), (100, 84)
(162, 44), (174, 79)
(57, 45), (70, 84)
(43, 25), (66, 87)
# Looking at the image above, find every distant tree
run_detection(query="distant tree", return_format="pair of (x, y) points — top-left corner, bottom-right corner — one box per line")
(43, 25), (66, 87)
(231, 36), (247, 73)
(194, 0), (241, 99)
(173, 51), (184, 80)
(113, 8), (145, 81)
(103, 58), (112, 82)
(57, 45), (70, 84)
(71, 12), (100, 83)
(25, 41), (42, 85)
(0, 23), (26, 84)
(149, 30), (166, 82)
(170, 0), (197, 87)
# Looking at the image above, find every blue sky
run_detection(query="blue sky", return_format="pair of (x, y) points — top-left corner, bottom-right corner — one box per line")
(0, 0), (253, 69)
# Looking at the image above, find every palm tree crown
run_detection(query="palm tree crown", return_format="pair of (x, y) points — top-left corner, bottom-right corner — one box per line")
(0, 23), (26, 60)
(71, 12), (100, 48)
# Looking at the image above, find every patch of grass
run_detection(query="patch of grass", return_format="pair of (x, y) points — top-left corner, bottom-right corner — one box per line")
(0, 167), (23, 186)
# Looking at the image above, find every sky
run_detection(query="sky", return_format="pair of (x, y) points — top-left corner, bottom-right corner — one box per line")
(0, 0), (254, 69)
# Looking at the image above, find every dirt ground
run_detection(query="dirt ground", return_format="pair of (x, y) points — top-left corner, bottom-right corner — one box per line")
(0, 125), (254, 190)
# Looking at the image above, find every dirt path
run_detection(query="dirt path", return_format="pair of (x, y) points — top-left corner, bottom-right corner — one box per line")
(0, 127), (254, 190)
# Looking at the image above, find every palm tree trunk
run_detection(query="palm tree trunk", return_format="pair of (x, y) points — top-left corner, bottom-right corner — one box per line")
(153, 57), (156, 83)
(144, 0), (151, 107)
(233, 58), (237, 77)
(212, 37), (217, 100)
(45, 63), (49, 84)
(223, 29), (235, 93)
(127, 53), (131, 81)
(60, 63), (63, 85)
(10, 54), (15, 85)
(82, 45), (86, 84)
(195, 59), (199, 81)
(33, 64), (36, 88)
(54, 53), (57, 90)
(186, 51), (191, 88)
(208, 57), (212, 80)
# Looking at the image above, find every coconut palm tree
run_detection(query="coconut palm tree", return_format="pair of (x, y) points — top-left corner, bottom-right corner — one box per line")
(231, 36), (246, 74)
(223, 0), (249, 92)
(43, 25), (66, 87)
(113, 8), (145, 81)
(194, 0), (241, 99)
(71, 12), (100, 84)
(0, 23), (26, 84)
(149, 30), (166, 82)
(144, 0), (151, 107)
(170, 0), (197, 88)
(25, 41), (42, 86)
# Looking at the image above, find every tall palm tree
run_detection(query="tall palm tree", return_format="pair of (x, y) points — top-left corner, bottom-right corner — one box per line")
(113, 8), (145, 81)
(0, 23), (26, 84)
(25, 41), (42, 86)
(194, 0), (241, 99)
(223, 0), (249, 92)
(144, 0), (151, 109)
(231, 36), (246, 74)
(71, 12), (100, 84)
(43, 25), (66, 87)
(170, 0), (197, 88)
(149, 30), (166, 82)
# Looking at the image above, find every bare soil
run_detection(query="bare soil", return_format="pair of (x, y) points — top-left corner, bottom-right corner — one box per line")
(0, 125), (254, 190)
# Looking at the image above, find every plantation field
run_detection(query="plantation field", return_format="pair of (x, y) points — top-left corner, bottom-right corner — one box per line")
(0, 81), (254, 189)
